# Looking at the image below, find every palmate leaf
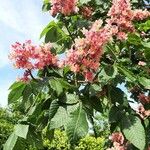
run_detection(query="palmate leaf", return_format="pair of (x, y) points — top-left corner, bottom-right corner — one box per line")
(98, 64), (118, 83)
(117, 66), (136, 82)
(89, 96), (103, 113)
(49, 106), (68, 129)
(80, 0), (91, 4)
(66, 104), (88, 143)
(14, 124), (29, 139)
(109, 87), (124, 104)
(4, 133), (18, 150)
(9, 81), (25, 90)
(40, 21), (69, 46)
(8, 82), (26, 105)
(49, 78), (63, 96)
(49, 99), (59, 120)
(138, 76), (150, 90)
(4, 124), (29, 150)
(49, 98), (79, 130)
(109, 106), (121, 123)
(121, 115), (146, 150)
(128, 33), (141, 45)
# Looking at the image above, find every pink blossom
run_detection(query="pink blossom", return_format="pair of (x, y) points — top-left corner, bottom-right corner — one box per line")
(50, 0), (78, 16)
(133, 9), (150, 20)
(108, 132), (126, 150)
(117, 32), (127, 40)
(65, 20), (111, 81)
(107, 0), (135, 40)
(138, 93), (150, 104)
(85, 71), (94, 82)
(80, 6), (93, 19)
(17, 70), (30, 83)
(137, 104), (150, 119)
(106, 0), (150, 41)
(9, 41), (58, 82)
(138, 61), (146, 66)
(110, 132), (124, 145)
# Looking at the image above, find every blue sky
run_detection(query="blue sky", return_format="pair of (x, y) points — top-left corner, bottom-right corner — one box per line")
(0, 0), (53, 107)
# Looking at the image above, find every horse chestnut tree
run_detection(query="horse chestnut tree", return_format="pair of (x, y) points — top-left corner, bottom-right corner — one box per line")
(4, 0), (150, 149)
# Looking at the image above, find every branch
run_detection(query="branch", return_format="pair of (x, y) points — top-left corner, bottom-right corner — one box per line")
(63, 18), (75, 43)
(28, 69), (38, 82)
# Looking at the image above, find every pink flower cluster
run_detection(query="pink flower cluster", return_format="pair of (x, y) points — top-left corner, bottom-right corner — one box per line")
(107, 0), (150, 40)
(10, 0), (150, 83)
(138, 61), (146, 66)
(107, 0), (134, 40)
(108, 132), (126, 150)
(133, 9), (150, 21)
(50, 0), (78, 16)
(138, 93), (150, 104)
(9, 40), (57, 82)
(64, 0), (150, 82)
(137, 104), (150, 119)
(80, 6), (93, 19)
(65, 20), (111, 81)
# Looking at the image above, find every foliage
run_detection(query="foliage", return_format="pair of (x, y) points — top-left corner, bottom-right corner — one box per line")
(0, 107), (106, 150)
(0, 107), (19, 150)
(43, 130), (105, 150)
(4, 0), (150, 150)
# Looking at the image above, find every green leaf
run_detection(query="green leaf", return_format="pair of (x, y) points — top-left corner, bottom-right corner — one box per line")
(128, 33), (141, 45)
(9, 81), (25, 90)
(8, 84), (26, 105)
(90, 84), (102, 92)
(22, 85), (32, 102)
(49, 106), (68, 129)
(27, 128), (44, 149)
(42, 0), (51, 12)
(14, 124), (29, 139)
(66, 93), (79, 104)
(98, 64), (117, 83)
(104, 65), (117, 77)
(138, 20), (150, 32)
(142, 42), (150, 48)
(121, 115), (146, 150)
(3, 133), (18, 150)
(80, 0), (91, 4)
(40, 21), (56, 39)
(89, 96), (103, 112)
(49, 99), (59, 120)
(110, 87), (124, 104)
(138, 76), (150, 90)
(117, 66), (136, 82)
(49, 78), (63, 96)
(57, 78), (74, 90)
(43, 0), (49, 3)
(66, 105), (88, 143)
(40, 21), (68, 45)
(109, 106), (121, 123)
(144, 48), (150, 61)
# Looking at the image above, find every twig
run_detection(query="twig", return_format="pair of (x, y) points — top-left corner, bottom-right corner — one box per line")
(63, 18), (75, 43)
(28, 69), (38, 82)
